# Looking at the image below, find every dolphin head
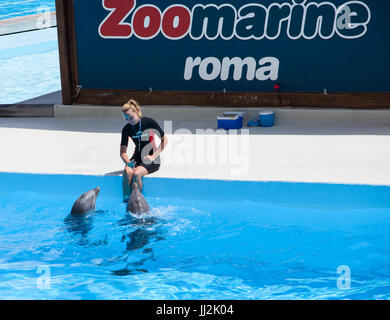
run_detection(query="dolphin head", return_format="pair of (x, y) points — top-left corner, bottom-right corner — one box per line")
(71, 187), (100, 215)
(126, 184), (150, 215)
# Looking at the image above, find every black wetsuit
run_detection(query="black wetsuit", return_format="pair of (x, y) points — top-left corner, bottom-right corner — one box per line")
(121, 117), (165, 174)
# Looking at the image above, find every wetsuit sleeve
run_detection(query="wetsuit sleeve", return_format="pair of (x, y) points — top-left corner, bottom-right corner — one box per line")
(120, 126), (129, 146)
(148, 118), (165, 138)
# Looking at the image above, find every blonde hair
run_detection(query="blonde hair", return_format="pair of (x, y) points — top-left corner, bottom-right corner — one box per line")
(122, 99), (142, 117)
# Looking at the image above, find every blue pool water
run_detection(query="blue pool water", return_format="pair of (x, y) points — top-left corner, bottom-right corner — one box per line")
(0, 28), (60, 103)
(0, 0), (55, 20)
(1, 173), (390, 300)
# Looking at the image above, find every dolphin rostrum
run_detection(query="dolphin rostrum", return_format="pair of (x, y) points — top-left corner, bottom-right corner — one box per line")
(70, 187), (100, 215)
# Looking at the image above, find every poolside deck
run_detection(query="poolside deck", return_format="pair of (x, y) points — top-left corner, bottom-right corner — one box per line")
(0, 104), (390, 186)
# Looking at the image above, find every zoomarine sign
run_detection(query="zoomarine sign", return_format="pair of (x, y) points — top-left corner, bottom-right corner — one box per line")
(73, 0), (386, 93)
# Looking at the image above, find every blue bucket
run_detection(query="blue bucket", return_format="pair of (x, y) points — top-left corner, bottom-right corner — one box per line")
(259, 110), (275, 127)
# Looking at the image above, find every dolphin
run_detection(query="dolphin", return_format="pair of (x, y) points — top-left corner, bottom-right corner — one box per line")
(70, 187), (100, 215)
(126, 183), (150, 215)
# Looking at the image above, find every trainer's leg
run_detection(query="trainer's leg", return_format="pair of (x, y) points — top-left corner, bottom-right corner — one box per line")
(122, 166), (134, 202)
(132, 166), (148, 192)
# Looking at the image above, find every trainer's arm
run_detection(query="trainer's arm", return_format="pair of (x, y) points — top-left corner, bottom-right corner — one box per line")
(151, 135), (168, 160)
(120, 145), (130, 165)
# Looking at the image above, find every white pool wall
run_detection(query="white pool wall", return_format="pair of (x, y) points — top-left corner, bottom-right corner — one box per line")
(1, 105), (390, 186)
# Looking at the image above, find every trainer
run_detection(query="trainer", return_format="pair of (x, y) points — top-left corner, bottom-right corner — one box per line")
(120, 99), (168, 199)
